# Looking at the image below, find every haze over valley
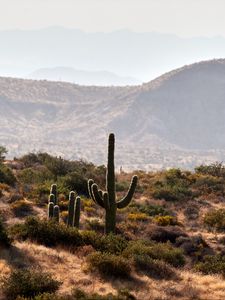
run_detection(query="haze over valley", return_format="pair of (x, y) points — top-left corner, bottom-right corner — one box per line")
(1, 59), (225, 170)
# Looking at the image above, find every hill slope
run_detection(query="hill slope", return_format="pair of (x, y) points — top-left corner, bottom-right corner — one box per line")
(1, 59), (225, 169)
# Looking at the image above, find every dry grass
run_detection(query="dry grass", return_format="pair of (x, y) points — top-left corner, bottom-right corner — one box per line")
(0, 241), (225, 299)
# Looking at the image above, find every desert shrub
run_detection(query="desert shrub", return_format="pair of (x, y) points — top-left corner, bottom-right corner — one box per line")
(2, 268), (60, 299)
(61, 211), (68, 223)
(85, 218), (105, 233)
(18, 167), (54, 185)
(0, 146), (7, 162)
(176, 235), (211, 259)
(184, 206), (199, 220)
(11, 200), (33, 217)
(147, 225), (187, 243)
(60, 172), (88, 195)
(116, 181), (130, 192)
(128, 212), (149, 222)
(10, 217), (127, 253)
(0, 164), (16, 186)
(192, 174), (225, 196)
(10, 217), (83, 247)
(195, 255), (225, 276)
(151, 169), (192, 201)
(136, 203), (171, 217)
(81, 231), (128, 254)
(123, 240), (185, 267)
(8, 193), (23, 203)
(203, 209), (225, 231)
(87, 251), (131, 278)
(154, 215), (178, 226)
(134, 254), (176, 279)
(195, 162), (225, 178)
(0, 218), (11, 247)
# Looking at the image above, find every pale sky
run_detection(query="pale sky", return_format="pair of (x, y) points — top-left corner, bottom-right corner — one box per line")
(0, 0), (225, 37)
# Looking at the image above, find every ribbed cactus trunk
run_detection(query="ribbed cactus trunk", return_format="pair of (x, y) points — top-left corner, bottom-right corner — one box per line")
(105, 133), (116, 233)
(88, 133), (138, 235)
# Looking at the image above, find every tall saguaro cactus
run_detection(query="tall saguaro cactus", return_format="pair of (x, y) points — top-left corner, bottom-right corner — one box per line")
(88, 133), (138, 234)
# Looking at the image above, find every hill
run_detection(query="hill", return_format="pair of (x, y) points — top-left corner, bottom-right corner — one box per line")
(1, 154), (225, 299)
(1, 59), (225, 169)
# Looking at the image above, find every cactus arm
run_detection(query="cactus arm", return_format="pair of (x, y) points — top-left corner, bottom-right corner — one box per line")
(88, 179), (96, 203)
(98, 190), (103, 198)
(74, 197), (81, 228)
(117, 175), (138, 209)
(91, 184), (105, 208)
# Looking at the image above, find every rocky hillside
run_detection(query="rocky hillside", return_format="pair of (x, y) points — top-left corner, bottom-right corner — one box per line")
(1, 59), (225, 169)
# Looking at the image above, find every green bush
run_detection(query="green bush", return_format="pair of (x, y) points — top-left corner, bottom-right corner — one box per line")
(10, 217), (127, 254)
(123, 240), (185, 267)
(136, 203), (171, 217)
(193, 174), (225, 196)
(0, 218), (11, 247)
(2, 268), (60, 299)
(87, 252), (131, 278)
(0, 164), (16, 186)
(10, 217), (83, 247)
(195, 255), (225, 276)
(203, 209), (225, 231)
(134, 254), (176, 279)
(195, 162), (225, 178)
(152, 169), (192, 201)
(18, 167), (54, 185)
(81, 231), (128, 254)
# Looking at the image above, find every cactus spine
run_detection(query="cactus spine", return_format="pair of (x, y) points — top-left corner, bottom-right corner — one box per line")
(88, 133), (138, 234)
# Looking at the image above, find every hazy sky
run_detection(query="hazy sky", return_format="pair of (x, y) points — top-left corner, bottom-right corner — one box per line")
(0, 0), (225, 37)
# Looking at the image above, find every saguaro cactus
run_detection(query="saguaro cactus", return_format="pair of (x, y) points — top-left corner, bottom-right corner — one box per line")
(74, 196), (81, 228)
(68, 191), (81, 228)
(50, 184), (57, 205)
(53, 205), (60, 223)
(88, 133), (138, 234)
(48, 202), (54, 219)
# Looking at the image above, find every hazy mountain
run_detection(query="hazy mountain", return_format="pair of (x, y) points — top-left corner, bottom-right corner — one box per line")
(1, 59), (225, 170)
(1, 27), (225, 83)
(28, 67), (140, 86)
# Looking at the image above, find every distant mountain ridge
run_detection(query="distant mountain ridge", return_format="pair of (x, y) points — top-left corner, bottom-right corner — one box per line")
(28, 67), (140, 86)
(1, 27), (225, 83)
(1, 59), (225, 170)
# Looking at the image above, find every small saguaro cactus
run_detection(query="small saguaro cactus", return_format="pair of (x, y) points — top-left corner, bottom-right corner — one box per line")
(88, 133), (138, 234)
(67, 191), (81, 228)
(53, 205), (60, 223)
(48, 202), (54, 219)
(50, 184), (58, 205)
(74, 196), (81, 228)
